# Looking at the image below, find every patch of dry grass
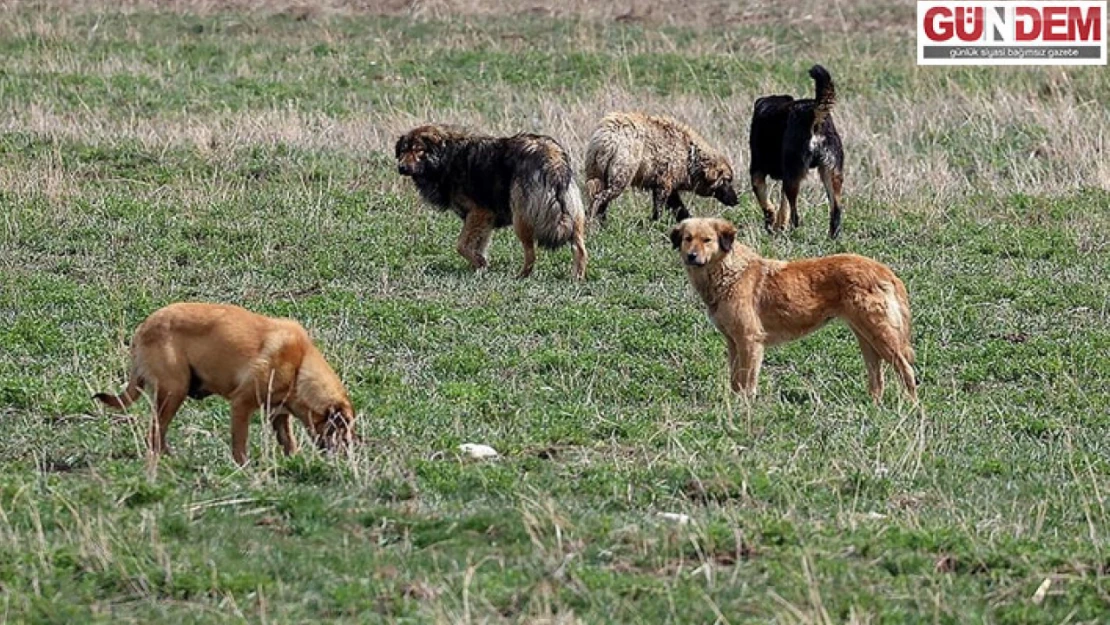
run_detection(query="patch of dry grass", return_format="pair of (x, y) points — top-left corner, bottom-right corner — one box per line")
(1, 1), (1105, 208)
(7, 0), (915, 32)
(3, 76), (1107, 206)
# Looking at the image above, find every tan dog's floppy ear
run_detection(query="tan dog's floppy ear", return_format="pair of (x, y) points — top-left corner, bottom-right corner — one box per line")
(670, 224), (684, 249)
(716, 220), (737, 253)
(326, 405), (350, 429)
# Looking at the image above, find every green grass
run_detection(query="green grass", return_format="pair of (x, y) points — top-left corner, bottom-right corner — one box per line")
(1, 3), (1108, 623)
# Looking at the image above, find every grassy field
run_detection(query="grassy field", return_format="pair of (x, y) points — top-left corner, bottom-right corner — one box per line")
(1, 1), (1108, 622)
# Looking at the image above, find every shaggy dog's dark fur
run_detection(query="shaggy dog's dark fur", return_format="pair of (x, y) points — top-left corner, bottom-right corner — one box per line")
(749, 65), (845, 238)
(396, 124), (587, 279)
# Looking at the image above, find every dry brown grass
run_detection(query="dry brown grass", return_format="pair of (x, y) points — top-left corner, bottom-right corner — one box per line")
(0, 1), (1105, 227)
(6, 0), (913, 32)
(3, 78), (1107, 205)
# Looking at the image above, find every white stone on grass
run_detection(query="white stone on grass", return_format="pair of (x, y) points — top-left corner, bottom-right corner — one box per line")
(458, 443), (499, 459)
(657, 512), (691, 525)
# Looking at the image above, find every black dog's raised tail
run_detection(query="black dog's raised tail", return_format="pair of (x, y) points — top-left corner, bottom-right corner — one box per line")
(809, 65), (836, 126)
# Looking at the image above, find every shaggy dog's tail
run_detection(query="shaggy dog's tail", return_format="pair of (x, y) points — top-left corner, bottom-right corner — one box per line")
(512, 137), (585, 249)
(522, 167), (585, 249)
(94, 369), (143, 410)
(809, 64), (836, 127)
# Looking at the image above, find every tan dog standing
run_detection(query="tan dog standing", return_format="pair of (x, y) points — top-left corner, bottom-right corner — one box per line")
(95, 303), (355, 465)
(671, 218), (917, 401)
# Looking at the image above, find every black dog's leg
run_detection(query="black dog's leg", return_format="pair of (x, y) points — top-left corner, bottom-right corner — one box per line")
(651, 187), (669, 221)
(819, 164), (844, 239)
(666, 192), (690, 222)
(751, 172), (775, 232)
(780, 177), (802, 232)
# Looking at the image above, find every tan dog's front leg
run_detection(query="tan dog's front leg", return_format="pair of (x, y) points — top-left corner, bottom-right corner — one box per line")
(271, 411), (298, 456)
(230, 400), (257, 466)
(740, 341), (765, 395)
(726, 335), (745, 393)
(727, 334), (764, 396)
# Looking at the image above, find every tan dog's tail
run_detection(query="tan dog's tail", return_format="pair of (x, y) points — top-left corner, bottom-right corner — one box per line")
(94, 371), (143, 410)
(886, 279), (919, 388)
(809, 65), (836, 127)
(895, 280), (915, 365)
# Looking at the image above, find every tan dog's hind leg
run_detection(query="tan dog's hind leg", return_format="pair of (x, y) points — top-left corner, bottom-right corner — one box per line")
(271, 412), (298, 455)
(591, 155), (635, 223)
(151, 388), (185, 457)
(456, 210), (495, 270)
(588, 181), (622, 223)
(230, 399), (257, 466)
(852, 329), (885, 402)
(851, 319), (917, 403)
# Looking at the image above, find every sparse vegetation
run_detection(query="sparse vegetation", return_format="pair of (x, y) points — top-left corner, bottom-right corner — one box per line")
(0, 1), (1108, 622)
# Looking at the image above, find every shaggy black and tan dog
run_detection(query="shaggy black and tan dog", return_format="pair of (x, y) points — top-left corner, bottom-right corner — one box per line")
(584, 112), (739, 224)
(396, 124), (588, 279)
(749, 65), (845, 238)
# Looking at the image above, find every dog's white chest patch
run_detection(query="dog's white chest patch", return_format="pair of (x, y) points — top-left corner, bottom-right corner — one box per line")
(809, 134), (825, 151)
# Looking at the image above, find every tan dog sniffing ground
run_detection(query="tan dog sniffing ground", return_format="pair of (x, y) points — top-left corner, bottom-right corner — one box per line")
(95, 303), (355, 466)
(671, 218), (918, 401)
